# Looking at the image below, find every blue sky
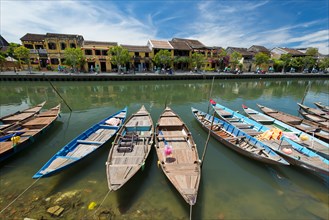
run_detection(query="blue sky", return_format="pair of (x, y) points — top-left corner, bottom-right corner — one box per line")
(1, 0), (328, 54)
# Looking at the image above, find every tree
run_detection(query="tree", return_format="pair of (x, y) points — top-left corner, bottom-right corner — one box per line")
(108, 46), (130, 73)
(318, 57), (329, 71)
(153, 49), (172, 70)
(254, 52), (270, 68)
(302, 56), (316, 70)
(280, 54), (292, 73)
(63, 48), (86, 72)
(0, 53), (5, 72)
(305, 48), (318, 57)
(14, 46), (30, 71)
(190, 52), (205, 70)
(218, 49), (227, 70)
(6, 43), (20, 59)
(289, 57), (303, 71)
(229, 51), (242, 69)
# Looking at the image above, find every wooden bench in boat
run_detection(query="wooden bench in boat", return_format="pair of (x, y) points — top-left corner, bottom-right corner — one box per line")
(231, 122), (254, 129)
(240, 129), (263, 136)
(157, 134), (189, 138)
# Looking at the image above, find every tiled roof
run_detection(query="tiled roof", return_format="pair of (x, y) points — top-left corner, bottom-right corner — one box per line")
(0, 35), (10, 47)
(227, 47), (254, 56)
(280, 47), (306, 56)
(20, 33), (46, 41)
(46, 33), (83, 39)
(169, 41), (191, 50)
(248, 45), (270, 54)
(172, 38), (206, 49)
(148, 40), (173, 49)
(121, 45), (151, 52)
(84, 41), (118, 47)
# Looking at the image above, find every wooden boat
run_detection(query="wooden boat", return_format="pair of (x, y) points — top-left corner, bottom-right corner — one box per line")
(257, 104), (329, 143)
(210, 99), (266, 137)
(209, 102), (329, 177)
(155, 107), (201, 206)
(106, 106), (154, 191)
(33, 107), (127, 178)
(0, 104), (60, 163)
(242, 104), (329, 159)
(0, 101), (46, 131)
(262, 138), (329, 177)
(297, 103), (329, 121)
(314, 102), (329, 112)
(191, 107), (289, 166)
(298, 109), (329, 128)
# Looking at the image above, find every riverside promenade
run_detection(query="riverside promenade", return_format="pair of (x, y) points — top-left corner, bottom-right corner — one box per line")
(0, 70), (328, 81)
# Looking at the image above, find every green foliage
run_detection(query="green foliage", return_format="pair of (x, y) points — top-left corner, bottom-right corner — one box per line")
(254, 52), (270, 66)
(305, 48), (318, 57)
(7, 43), (20, 58)
(190, 52), (205, 69)
(203, 67), (215, 72)
(289, 57), (303, 69)
(302, 56), (316, 69)
(280, 54), (292, 72)
(107, 46), (130, 71)
(0, 53), (5, 71)
(63, 48), (86, 70)
(14, 46), (30, 69)
(173, 56), (189, 64)
(153, 50), (172, 67)
(319, 57), (329, 70)
(229, 51), (242, 69)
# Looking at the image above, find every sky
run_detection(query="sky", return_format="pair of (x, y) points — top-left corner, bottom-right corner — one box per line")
(1, 0), (328, 54)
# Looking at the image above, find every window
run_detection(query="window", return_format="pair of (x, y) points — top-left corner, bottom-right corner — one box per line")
(24, 44), (33, 49)
(35, 45), (44, 49)
(134, 52), (140, 56)
(145, 52), (149, 57)
(51, 58), (59, 65)
(70, 43), (76, 48)
(85, 49), (92, 55)
(60, 43), (66, 50)
(95, 50), (101, 56)
(48, 42), (57, 50)
(101, 50), (108, 55)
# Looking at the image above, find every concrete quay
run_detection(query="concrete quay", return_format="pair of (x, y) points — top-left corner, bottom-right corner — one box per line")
(0, 71), (328, 81)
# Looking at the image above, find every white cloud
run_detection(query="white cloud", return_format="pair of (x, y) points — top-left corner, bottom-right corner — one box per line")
(1, 0), (328, 54)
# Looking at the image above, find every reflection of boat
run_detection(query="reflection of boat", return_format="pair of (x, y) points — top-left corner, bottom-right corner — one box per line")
(191, 107), (289, 165)
(0, 101), (46, 131)
(298, 103), (329, 121)
(0, 104), (60, 163)
(33, 107), (127, 178)
(241, 104), (329, 159)
(257, 104), (329, 143)
(106, 106), (154, 191)
(155, 107), (201, 206)
(314, 102), (329, 112)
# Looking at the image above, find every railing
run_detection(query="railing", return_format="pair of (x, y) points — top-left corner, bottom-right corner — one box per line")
(29, 49), (48, 54)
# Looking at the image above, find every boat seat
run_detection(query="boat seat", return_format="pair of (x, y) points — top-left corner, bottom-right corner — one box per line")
(117, 143), (134, 153)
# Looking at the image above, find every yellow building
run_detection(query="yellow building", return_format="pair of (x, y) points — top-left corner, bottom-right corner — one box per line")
(20, 33), (84, 70)
(82, 41), (117, 72)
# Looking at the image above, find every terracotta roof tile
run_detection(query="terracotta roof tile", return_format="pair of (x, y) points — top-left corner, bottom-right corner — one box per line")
(169, 41), (191, 50)
(20, 33), (46, 41)
(227, 47), (254, 56)
(84, 41), (118, 47)
(280, 47), (306, 56)
(172, 38), (206, 49)
(46, 33), (84, 39)
(121, 44), (151, 52)
(149, 40), (173, 49)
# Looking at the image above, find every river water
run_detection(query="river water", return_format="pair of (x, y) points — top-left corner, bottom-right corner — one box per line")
(0, 78), (328, 219)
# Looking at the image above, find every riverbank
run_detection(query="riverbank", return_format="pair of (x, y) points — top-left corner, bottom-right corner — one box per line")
(0, 70), (328, 81)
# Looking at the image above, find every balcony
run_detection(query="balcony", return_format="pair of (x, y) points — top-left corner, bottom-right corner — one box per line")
(29, 49), (48, 55)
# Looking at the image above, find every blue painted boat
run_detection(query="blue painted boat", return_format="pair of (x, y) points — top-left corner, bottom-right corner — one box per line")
(33, 107), (127, 178)
(191, 107), (289, 166)
(209, 100), (329, 177)
(0, 104), (61, 163)
(242, 104), (329, 159)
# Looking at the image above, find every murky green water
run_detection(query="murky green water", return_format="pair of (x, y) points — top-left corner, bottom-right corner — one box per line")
(0, 78), (328, 219)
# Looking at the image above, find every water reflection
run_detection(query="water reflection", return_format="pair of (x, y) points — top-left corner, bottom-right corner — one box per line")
(0, 78), (328, 219)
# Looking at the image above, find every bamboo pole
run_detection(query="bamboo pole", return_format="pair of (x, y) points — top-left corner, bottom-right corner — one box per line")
(201, 110), (216, 167)
(207, 76), (215, 114)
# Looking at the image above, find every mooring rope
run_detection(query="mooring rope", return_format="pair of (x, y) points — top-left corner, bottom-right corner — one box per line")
(93, 190), (112, 218)
(0, 178), (41, 214)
